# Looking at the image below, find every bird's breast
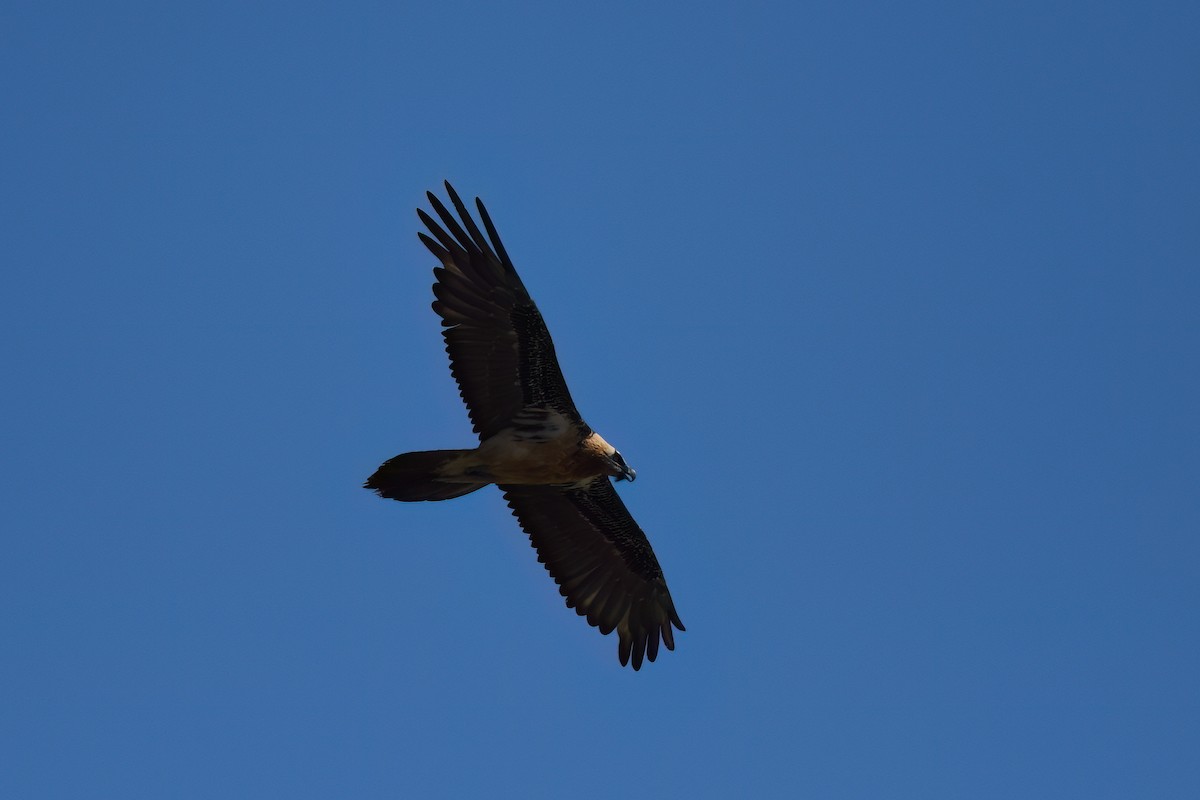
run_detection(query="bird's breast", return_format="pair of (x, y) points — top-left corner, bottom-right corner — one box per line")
(477, 424), (606, 485)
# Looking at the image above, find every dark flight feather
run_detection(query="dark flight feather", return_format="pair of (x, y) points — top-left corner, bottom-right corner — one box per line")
(500, 478), (685, 670)
(418, 182), (584, 440)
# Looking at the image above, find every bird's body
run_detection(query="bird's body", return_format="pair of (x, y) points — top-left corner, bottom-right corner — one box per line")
(374, 421), (619, 492)
(474, 424), (623, 485)
(365, 182), (683, 670)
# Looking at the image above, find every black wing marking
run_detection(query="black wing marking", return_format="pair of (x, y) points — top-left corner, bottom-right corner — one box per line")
(418, 182), (586, 440)
(500, 477), (685, 670)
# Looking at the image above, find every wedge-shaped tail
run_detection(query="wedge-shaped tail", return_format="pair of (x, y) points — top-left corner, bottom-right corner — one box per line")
(364, 450), (487, 502)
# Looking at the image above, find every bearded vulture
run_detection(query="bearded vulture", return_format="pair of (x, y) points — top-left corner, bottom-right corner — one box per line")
(365, 182), (684, 670)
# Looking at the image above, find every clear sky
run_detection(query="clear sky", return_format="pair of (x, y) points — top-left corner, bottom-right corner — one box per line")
(3, 2), (1198, 798)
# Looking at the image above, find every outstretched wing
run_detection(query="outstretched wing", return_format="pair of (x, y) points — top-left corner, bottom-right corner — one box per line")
(418, 182), (586, 441)
(500, 478), (685, 670)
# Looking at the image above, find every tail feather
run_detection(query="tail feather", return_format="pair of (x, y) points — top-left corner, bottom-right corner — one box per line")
(364, 449), (488, 502)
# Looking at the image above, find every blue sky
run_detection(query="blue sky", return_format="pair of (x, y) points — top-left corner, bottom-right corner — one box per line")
(3, 1), (1198, 797)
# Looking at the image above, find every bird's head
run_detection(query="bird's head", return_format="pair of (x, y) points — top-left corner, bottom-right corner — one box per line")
(609, 450), (637, 482)
(585, 432), (637, 482)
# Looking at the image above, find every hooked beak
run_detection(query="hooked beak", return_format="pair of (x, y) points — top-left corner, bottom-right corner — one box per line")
(618, 465), (637, 482)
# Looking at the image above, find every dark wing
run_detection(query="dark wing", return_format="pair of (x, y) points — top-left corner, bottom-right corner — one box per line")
(418, 182), (586, 441)
(500, 478), (685, 670)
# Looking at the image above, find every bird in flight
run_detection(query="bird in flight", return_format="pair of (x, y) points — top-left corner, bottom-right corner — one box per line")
(365, 182), (684, 670)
